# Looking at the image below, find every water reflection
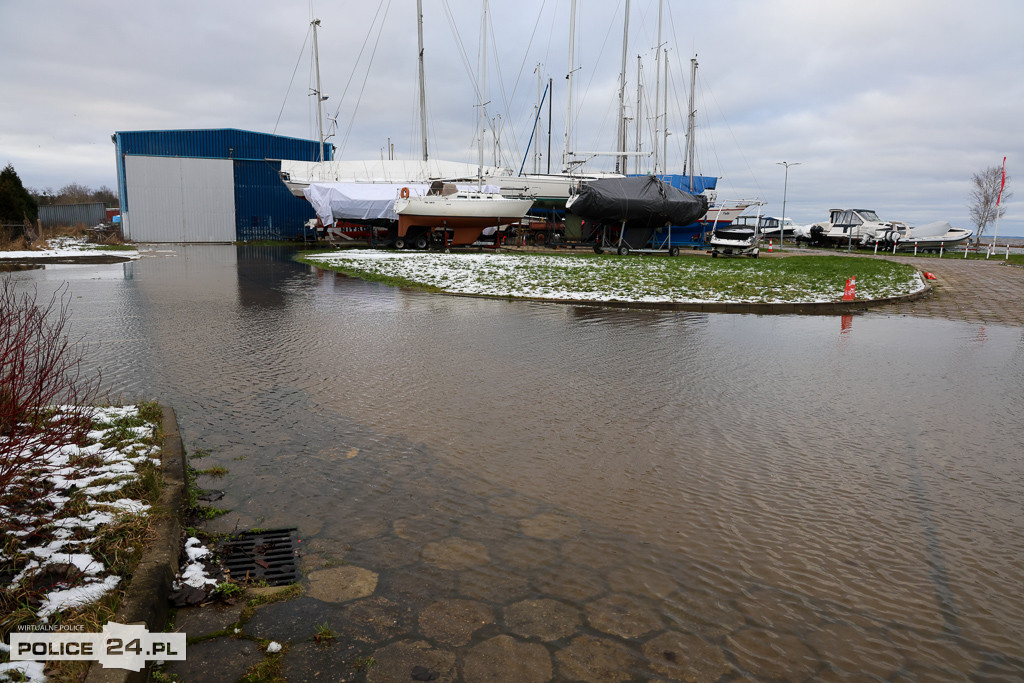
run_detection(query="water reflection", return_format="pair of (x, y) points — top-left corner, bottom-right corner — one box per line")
(7, 245), (1024, 678)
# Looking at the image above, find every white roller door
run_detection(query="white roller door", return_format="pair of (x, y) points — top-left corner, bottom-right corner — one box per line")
(123, 156), (235, 242)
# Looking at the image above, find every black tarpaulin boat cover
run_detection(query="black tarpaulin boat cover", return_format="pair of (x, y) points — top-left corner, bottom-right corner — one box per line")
(566, 175), (708, 227)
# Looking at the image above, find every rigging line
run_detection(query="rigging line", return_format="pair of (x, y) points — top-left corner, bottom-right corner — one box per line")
(338, 0), (393, 157)
(498, 0), (549, 167)
(440, 0), (481, 99)
(637, 53), (660, 166)
(487, 13), (523, 169)
(574, 0), (624, 159)
(663, 60), (688, 175)
(487, 14), (517, 168)
(273, 25), (312, 136)
(700, 68), (764, 199)
(330, 0), (389, 124)
(440, 0), (487, 155)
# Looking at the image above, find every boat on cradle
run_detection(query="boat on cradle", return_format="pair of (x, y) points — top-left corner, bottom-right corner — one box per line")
(869, 220), (973, 252)
(565, 175), (708, 255)
(301, 181), (421, 245)
(644, 175), (756, 247)
(643, 55), (756, 248)
(393, 181), (535, 248)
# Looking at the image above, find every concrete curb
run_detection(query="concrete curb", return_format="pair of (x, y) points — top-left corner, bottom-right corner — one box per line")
(451, 280), (933, 315)
(85, 406), (185, 683)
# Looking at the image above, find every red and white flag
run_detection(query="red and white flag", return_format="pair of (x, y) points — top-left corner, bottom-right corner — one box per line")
(997, 156), (1007, 207)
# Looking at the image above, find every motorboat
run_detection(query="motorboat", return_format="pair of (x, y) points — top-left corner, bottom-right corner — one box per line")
(708, 204), (763, 257)
(870, 220), (973, 252)
(807, 209), (902, 246)
(756, 216), (799, 238)
(393, 181), (534, 248)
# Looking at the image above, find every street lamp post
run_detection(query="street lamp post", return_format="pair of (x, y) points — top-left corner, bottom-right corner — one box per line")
(777, 161), (801, 245)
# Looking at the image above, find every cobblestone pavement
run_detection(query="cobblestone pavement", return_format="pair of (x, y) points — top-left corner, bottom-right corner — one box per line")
(869, 256), (1024, 325)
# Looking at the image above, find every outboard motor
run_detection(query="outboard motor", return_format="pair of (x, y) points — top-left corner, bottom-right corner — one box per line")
(878, 228), (901, 246)
(809, 224), (826, 246)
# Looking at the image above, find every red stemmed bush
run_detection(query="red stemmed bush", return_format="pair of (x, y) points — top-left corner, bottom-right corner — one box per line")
(0, 275), (99, 507)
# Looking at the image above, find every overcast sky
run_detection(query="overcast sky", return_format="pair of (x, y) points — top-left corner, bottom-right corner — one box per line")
(2, 0), (1021, 235)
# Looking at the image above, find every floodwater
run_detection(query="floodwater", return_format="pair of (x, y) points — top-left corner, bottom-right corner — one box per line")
(9, 245), (1024, 680)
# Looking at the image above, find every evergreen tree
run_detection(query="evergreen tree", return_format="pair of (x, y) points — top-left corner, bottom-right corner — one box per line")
(0, 163), (38, 224)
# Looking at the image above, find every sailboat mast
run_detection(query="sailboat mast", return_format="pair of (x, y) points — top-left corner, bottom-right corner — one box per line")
(685, 56), (697, 192)
(616, 0), (630, 175)
(477, 0), (488, 187)
(652, 0), (663, 175)
(416, 0), (428, 162)
(311, 18), (325, 164)
(563, 0), (577, 173)
(662, 49), (669, 175)
(547, 77), (553, 174)
(635, 56), (643, 165)
(534, 65), (543, 173)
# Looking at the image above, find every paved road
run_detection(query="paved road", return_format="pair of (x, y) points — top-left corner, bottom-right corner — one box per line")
(874, 256), (1024, 325)
(497, 244), (1024, 324)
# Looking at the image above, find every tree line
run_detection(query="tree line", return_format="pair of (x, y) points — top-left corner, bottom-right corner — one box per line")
(1, 163), (119, 225)
(31, 182), (119, 209)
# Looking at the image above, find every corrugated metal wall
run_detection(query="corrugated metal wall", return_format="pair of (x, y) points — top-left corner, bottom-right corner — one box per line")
(114, 129), (325, 242)
(39, 202), (107, 228)
(123, 156), (235, 242)
(114, 129), (330, 164)
(233, 160), (316, 241)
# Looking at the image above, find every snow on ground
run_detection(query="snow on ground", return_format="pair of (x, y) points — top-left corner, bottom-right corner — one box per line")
(0, 406), (159, 682)
(174, 537), (219, 591)
(306, 250), (925, 304)
(0, 236), (139, 260)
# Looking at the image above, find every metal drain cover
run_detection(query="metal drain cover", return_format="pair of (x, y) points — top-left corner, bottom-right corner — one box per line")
(220, 528), (299, 586)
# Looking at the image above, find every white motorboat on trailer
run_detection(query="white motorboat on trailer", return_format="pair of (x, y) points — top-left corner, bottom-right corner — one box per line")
(807, 209), (904, 246)
(868, 220), (973, 252)
(708, 203), (763, 257)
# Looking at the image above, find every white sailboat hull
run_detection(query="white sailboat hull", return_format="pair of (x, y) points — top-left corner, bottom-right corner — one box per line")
(394, 191), (534, 246)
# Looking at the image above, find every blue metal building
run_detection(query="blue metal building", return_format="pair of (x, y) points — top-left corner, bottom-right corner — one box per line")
(112, 129), (330, 242)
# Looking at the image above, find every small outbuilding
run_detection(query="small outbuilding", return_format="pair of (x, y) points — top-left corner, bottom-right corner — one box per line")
(112, 128), (329, 242)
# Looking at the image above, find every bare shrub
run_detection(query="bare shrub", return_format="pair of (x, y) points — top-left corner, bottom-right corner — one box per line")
(0, 231), (28, 251)
(45, 223), (89, 240)
(0, 276), (100, 506)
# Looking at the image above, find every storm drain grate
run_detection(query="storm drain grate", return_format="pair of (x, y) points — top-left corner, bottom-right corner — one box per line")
(220, 528), (299, 586)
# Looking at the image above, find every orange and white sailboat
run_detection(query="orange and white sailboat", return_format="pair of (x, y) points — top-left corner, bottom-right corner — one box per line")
(392, 181), (533, 248)
(393, 0), (533, 248)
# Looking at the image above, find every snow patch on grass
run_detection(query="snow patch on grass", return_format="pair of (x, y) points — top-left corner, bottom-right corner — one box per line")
(305, 250), (924, 304)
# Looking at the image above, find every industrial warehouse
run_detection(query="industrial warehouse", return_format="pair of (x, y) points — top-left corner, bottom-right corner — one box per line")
(112, 128), (328, 243)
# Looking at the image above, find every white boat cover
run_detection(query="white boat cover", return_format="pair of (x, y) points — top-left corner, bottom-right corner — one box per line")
(303, 182), (500, 226)
(908, 221), (957, 238)
(281, 159), (506, 184)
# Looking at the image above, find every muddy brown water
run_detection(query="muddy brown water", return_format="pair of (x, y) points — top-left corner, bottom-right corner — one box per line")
(9, 245), (1024, 680)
